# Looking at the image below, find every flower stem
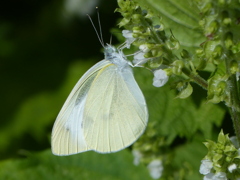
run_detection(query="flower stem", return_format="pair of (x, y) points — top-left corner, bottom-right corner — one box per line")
(228, 74), (240, 142)
(182, 67), (208, 90)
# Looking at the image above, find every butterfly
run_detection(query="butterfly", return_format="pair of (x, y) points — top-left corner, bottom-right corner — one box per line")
(51, 13), (148, 156)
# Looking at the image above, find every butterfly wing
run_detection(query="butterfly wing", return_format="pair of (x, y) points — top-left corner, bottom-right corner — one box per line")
(83, 64), (148, 153)
(51, 60), (111, 155)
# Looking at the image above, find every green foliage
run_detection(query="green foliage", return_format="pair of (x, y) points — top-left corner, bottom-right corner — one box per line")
(116, 0), (240, 179)
(122, 0), (204, 50)
(134, 68), (224, 141)
(202, 130), (240, 179)
(1, 0), (239, 179)
(132, 67), (224, 179)
(0, 149), (150, 180)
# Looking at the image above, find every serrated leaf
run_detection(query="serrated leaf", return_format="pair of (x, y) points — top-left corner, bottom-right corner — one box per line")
(136, 0), (205, 50)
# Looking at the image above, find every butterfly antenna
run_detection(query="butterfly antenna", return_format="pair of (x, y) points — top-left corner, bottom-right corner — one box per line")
(109, 34), (112, 45)
(86, 13), (105, 47)
(96, 7), (105, 45)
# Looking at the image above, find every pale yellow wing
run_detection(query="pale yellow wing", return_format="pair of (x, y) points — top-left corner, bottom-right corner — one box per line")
(83, 64), (148, 153)
(51, 60), (111, 155)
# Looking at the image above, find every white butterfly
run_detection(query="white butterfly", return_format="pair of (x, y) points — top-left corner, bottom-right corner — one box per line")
(51, 15), (148, 156)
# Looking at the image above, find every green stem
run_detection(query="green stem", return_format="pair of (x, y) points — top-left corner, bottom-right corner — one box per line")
(228, 74), (240, 142)
(182, 67), (208, 90)
(224, 49), (240, 141)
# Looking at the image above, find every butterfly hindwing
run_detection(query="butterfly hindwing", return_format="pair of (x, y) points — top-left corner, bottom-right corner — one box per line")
(83, 63), (148, 153)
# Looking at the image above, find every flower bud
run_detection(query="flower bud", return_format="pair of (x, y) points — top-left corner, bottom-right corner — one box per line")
(180, 49), (190, 59)
(119, 18), (130, 27)
(132, 14), (142, 24)
(207, 76), (227, 103)
(197, 58), (207, 70)
(216, 81), (227, 96)
(172, 60), (184, 75)
(148, 57), (163, 69)
(213, 45), (223, 58)
(166, 34), (180, 50)
(133, 26), (145, 34)
(145, 9), (154, 19)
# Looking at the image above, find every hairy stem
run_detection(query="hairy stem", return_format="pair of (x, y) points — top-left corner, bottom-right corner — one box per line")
(228, 74), (240, 142)
(182, 67), (208, 90)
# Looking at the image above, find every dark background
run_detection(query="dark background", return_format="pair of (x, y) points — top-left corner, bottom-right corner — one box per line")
(0, 0), (120, 159)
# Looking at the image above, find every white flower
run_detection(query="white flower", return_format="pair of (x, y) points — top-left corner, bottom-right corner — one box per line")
(147, 160), (163, 179)
(134, 52), (145, 61)
(228, 163), (237, 173)
(200, 159), (227, 180)
(153, 69), (169, 87)
(122, 30), (135, 48)
(132, 150), (142, 166)
(204, 172), (227, 180)
(122, 30), (133, 39)
(199, 159), (213, 175)
(213, 172), (227, 180)
(204, 173), (215, 180)
(132, 44), (151, 66)
(133, 52), (148, 66)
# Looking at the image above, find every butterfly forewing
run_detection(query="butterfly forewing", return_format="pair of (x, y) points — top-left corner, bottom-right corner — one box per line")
(51, 60), (111, 155)
(83, 64), (148, 153)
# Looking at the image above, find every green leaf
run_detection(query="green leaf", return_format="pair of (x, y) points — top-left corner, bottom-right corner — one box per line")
(218, 129), (226, 145)
(172, 135), (206, 180)
(135, 0), (205, 50)
(176, 82), (193, 99)
(0, 149), (150, 180)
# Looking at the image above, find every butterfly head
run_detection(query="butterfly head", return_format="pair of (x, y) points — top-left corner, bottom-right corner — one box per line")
(104, 44), (129, 69)
(104, 44), (116, 58)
